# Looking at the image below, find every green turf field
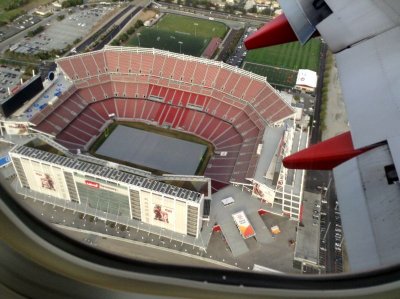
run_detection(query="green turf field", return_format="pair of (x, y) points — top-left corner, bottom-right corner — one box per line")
(243, 63), (298, 89)
(127, 14), (228, 57)
(245, 38), (321, 71)
(244, 38), (321, 89)
(127, 29), (210, 56)
(155, 14), (227, 38)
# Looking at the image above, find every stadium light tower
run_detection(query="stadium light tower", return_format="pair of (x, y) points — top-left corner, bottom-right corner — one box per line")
(178, 41), (183, 54)
(137, 33), (141, 47)
(194, 23), (198, 37)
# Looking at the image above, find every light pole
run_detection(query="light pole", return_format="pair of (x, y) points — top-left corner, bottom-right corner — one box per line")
(137, 32), (141, 47)
(194, 23), (198, 37)
(178, 41), (183, 54)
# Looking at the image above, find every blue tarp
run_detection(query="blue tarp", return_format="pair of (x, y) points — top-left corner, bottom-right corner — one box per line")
(0, 155), (11, 167)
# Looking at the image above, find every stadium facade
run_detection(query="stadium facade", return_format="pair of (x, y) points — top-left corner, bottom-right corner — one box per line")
(10, 145), (204, 238)
(2, 46), (307, 245)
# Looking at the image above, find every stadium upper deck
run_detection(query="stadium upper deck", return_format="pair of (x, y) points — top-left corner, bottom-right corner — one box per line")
(30, 46), (295, 190)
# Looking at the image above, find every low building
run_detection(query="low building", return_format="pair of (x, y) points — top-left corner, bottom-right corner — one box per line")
(35, 7), (52, 16)
(52, 1), (62, 9)
(295, 69), (318, 93)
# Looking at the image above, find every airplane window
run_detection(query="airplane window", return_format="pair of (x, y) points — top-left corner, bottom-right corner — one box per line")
(1, 1), (400, 298)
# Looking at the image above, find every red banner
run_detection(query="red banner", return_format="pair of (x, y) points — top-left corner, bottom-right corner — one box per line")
(85, 180), (99, 188)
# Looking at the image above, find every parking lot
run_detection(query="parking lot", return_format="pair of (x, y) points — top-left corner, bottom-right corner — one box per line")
(13, 6), (113, 55)
(225, 27), (256, 67)
(294, 191), (322, 273)
(319, 182), (344, 273)
(0, 14), (42, 42)
(0, 66), (22, 101)
(333, 201), (344, 272)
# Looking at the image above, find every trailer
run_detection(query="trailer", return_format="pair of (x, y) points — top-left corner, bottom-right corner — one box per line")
(232, 211), (256, 239)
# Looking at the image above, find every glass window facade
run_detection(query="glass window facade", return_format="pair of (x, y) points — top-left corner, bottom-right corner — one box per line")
(75, 174), (131, 218)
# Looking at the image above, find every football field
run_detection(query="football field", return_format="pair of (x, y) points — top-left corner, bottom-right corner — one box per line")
(243, 63), (298, 89)
(127, 14), (228, 57)
(244, 38), (322, 89)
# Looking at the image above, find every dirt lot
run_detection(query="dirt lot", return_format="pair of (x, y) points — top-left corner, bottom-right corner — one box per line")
(138, 9), (157, 22)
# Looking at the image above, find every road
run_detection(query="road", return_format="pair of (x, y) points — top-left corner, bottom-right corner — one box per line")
(157, 1), (272, 26)
(73, 4), (136, 54)
(92, 6), (144, 51)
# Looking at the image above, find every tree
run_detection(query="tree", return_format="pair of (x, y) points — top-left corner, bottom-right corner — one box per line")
(62, 0), (84, 9)
(5, 0), (28, 11)
(27, 26), (45, 38)
(119, 33), (129, 43)
(248, 5), (257, 13)
(135, 20), (144, 29)
(127, 26), (135, 35)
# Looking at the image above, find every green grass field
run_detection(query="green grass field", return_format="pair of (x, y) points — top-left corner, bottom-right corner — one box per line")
(245, 38), (322, 71)
(244, 38), (321, 89)
(127, 14), (228, 57)
(89, 121), (214, 176)
(0, 8), (24, 24)
(243, 63), (298, 89)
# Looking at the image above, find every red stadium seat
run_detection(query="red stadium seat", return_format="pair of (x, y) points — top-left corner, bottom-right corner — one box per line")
(48, 48), (295, 190)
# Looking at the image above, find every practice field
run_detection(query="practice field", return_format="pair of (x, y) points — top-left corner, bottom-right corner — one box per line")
(127, 14), (228, 57)
(245, 38), (321, 71)
(91, 122), (213, 175)
(244, 38), (321, 89)
(242, 63), (298, 89)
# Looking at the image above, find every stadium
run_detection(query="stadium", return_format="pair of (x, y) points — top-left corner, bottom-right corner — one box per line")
(31, 46), (294, 187)
(4, 46), (307, 250)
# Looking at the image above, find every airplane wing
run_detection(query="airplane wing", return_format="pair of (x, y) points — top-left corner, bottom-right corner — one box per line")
(245, 0), (400, 272)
